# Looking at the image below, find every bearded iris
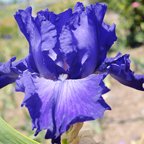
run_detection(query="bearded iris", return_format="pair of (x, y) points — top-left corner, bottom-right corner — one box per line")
(0, 2), (144, 144)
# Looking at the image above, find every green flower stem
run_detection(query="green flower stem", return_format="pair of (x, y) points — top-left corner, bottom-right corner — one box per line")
(62, 138), (68, 144)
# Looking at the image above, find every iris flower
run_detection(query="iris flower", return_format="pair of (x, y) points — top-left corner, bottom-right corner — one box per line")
(0, 2), (144, 144)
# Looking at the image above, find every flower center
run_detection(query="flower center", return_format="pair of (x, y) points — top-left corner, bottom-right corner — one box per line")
(58, 74), (68, 81)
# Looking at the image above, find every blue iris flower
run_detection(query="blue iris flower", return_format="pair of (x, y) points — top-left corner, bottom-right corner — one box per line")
(0, 2), (144, 144)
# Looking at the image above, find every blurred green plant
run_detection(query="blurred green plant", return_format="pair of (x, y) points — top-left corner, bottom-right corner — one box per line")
(91, 0), (144, 48)
(0, 116), (40, 144)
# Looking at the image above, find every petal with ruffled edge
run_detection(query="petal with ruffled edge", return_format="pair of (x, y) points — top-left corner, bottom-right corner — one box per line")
(90, 3), (117, 65)
(59, 3), (117, 78)
(14, 7), (65, 79)
(16, 71), (110, 142)
(38, 8), (72, 34)
(33, 7), (73, 75)
(0, 57), (29, 88)
(98, 53), (144, 91)
(14, 3), (117, 79)
(59, 25), (83, 78)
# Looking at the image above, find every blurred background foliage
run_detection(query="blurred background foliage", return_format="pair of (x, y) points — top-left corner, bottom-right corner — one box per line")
(0, 0), (144, 144)
(91, 0), (144, 48)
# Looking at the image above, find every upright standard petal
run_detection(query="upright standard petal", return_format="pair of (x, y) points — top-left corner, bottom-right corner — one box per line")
(59, 25), (83, 78)
(14, 7), (64, 79)
(14, 3), (117, 79)
(71, 2), (100, 77)
(16, 71), (110, 141)
(83, 3), (117, 71)
(87, 3), (117, 66)
(59, 2), (117, 78)
(98, 53), (144, 91)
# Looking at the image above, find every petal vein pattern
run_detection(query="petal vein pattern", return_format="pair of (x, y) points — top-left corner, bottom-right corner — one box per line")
(16, 71), (110, 139)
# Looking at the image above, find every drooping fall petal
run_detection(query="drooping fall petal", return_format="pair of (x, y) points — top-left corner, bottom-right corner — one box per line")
(16, 71), (110, 141)
(98, 53), (144, 91)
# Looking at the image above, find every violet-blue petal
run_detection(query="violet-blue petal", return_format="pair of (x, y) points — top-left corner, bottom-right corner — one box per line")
(34, 12), (66, 77)
(98, 53), (144, 91)
(16, 71), (110, 140)
(35, 7), (72, 66)
(59, 25), (83, 78)
(59, 2), (117, 78)
(0, 57), (28, 88)
(24, 54), (38, 73)
(14, 3), (117, 79)
(83, 3), (117, 73)
(72, 9), (98, 77)
(35, 8), (75, 76)
(14, 7), (64, 79)
(14, 7), (45, 75)
(36, 7), (72, 33)
(86, 3), (117, 66)
(47, 8), (72, 33)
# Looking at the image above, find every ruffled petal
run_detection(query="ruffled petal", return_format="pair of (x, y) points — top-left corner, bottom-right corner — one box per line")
(48, 8), (72, 33)
(35, 11), (66, 78)
(16, 71), (110, 140)
(0, 57), (28, 88)
(98, 53), (144, 91)
(14, 7), (64, 79)
(59, 25), (83, 78)
(82, 3), (117, 73)
(36, 7), (72, 33)
(14, 7), (45, 76)
(85, 3), (117, 66)
(59, 2), (117, 78)
(14, 3), (117, 79)
(59, 2), (95, 78)
(35, 8), (72, 65)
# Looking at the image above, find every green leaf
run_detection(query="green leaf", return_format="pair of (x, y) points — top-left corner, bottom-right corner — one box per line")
(135, 32), (144, 43)
(0, 117), (40, 144)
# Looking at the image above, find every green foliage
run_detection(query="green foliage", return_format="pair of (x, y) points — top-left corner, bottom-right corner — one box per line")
(62, 139), (68, 144)
(0, 117), (40, 144)
(35, 0), (84, 13)
(93, 0), (144, 47)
